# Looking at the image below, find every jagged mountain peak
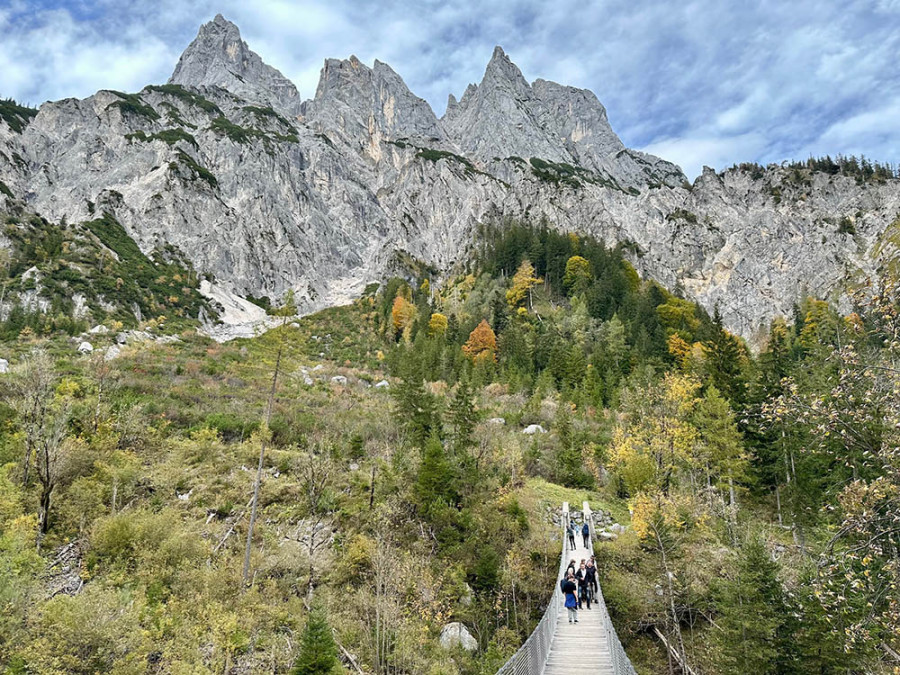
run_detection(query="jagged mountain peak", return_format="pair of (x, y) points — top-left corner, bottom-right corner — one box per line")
(169, 14), (301, 114)
(482, 45), (530, 92)
(304, 53), (443, 150)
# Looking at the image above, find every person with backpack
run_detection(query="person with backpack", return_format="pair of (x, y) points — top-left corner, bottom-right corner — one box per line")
(562, 573), (578, 623)
(582, 521), (590, 548)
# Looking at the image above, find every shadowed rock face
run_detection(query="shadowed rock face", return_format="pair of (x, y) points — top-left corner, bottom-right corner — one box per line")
(1, 15), (898, 345)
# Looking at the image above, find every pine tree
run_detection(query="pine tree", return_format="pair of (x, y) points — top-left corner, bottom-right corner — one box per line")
(714, 537), (790, 674)
(392, 365), (438, 449)
(291, 606), (340, 675)
(702, 310), (746, 406)
(416, 433), (457, 521)
(447, 378), (477, 455)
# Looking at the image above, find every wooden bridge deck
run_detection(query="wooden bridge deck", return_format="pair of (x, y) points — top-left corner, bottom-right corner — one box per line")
(544, 504), (614, 675)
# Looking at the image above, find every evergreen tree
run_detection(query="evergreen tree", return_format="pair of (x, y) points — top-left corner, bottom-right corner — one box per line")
(416, 434), (458, 525)
(392, 363), (438, 449)
(447, 378), (478, 455)
(291, 606), (340, 675)
(714, 537), (791, 674)
(702, 309), (746, 406)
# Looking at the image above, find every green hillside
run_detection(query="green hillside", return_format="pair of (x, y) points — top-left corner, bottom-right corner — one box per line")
(0, 220), (897, 674)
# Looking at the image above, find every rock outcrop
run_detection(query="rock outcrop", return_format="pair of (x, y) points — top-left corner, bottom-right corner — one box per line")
(1, 15), (898, 345)
(170, 14), (302, 114)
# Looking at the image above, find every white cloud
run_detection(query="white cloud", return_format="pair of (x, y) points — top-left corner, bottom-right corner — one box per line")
(2, 0), (899, 178)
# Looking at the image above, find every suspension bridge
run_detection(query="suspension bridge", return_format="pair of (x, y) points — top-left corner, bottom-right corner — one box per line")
(496, 501), (636, 675)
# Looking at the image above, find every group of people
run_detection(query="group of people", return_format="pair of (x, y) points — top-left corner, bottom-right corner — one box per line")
(560, 556), (598, 623)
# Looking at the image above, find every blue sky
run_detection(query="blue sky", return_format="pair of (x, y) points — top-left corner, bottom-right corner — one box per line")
(2, 0), (900, 178)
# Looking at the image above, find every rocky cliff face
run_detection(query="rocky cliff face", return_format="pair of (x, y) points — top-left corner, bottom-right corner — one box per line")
(1, 15), (898, 344)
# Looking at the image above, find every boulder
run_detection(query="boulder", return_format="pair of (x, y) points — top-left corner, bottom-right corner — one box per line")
(522, 424), (546, 435)
(0, 359), (8, 374)
(303, 376), (314, 386)
(331, 375), (348, 385)
(487, 417), (505, 425)
(77, 341), (93, 354)
(88, 324), (108, 334)
(598, 531), (617, 541)
(104, 345), (121, 361)
(374, 379), (390, 388)
(116, 332), (128, 344)
(439, 622), (477, 651)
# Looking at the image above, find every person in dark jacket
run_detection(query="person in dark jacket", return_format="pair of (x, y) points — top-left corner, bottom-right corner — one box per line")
(587, 557), (598, 594)
(565, 558), (577, 579)
(584, 560), (597, 605)
(562, 573), (578, 623)
(576, 560), (591, 609)
(567, 521), (576, 550)
(582, 521), (590, 548)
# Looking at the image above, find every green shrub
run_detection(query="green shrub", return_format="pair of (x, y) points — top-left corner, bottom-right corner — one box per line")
(0, 98), (38, 133)
(105, 91), (160, 121)
(210, 116), (265, 144)
(145, 84), (221, 115)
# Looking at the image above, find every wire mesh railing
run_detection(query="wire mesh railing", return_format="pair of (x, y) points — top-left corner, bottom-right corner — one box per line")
(584, 502), (638, 675)
(495, 505), (571, 675)
(494, 502), (636, 675)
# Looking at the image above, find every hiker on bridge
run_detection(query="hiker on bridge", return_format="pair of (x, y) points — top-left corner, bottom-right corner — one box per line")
(567, 520), (576, 550)
(562, 572), (578, 623)
(586, 556), (598, 596)
(576, 560), (592, 609)
(581, 521), (590, 547)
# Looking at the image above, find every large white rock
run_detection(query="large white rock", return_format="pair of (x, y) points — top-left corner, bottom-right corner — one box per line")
(523, 424), (547, 435)
(0, 359), (8, 374)
(374, 379), (390, 388)
(439, 622), (478, 652)
(77, 341), (93, 354)
(104, 345), (121, 361)
(331, 375), (348, 385)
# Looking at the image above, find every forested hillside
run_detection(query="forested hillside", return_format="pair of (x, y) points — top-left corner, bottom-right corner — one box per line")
(0, 217), (898, 674)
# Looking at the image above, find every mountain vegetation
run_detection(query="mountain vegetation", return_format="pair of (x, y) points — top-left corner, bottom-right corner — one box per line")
(0, 207), (898, 673)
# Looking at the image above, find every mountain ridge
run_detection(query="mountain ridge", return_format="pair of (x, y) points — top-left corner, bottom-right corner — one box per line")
(1, 14), (898, 345)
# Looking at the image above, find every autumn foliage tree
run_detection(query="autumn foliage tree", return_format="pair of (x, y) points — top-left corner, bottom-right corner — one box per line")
(427, 312), (448, 337)
(391, 295), (416, 339)
(505, 260), (542, 309)
(563, 255), (592, 296)
(462, 319), (498, 363)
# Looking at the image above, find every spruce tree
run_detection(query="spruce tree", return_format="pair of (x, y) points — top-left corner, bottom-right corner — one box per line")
(714, 537), (789, 674)
(291, 606), (339, 675)
(416, 433), (457, 521)
(392, 363), (438, 449)
(447, 378), (477, 456)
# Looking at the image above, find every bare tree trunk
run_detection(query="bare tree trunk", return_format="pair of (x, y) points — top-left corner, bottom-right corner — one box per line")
(241, 330), (285, 588)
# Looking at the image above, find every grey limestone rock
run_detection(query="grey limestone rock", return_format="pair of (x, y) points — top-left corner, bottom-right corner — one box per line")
(439, 622), (478, 651)
(2, 18), (899, 347)
(170, 15), (302, 114)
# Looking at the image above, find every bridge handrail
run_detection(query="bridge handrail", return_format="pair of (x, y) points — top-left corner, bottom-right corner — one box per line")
(585, 502), (638, 675)
(495, 503), (571, 675)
